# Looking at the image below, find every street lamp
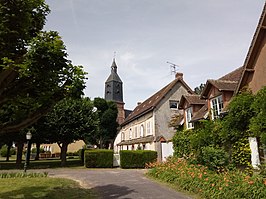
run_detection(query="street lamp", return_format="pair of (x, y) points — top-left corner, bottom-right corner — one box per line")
(24, 131), (32, 172)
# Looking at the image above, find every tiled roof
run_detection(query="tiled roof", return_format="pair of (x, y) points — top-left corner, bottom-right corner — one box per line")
(179, 94), (206, 109)
(121, 76), (193, 125)
(201, 66), (244, 98)
(190, 104), (208, 122)
(208, 80), (239, 91)
(218, 66), (244, 82)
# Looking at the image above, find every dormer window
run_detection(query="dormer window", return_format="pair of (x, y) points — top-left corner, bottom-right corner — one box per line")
(211, 95), (224, 119)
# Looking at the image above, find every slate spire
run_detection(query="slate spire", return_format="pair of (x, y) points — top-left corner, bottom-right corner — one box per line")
(104, 58), (123, 103)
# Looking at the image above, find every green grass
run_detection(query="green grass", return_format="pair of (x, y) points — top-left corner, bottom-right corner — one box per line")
(0, 177), (96, 198)
(0, 158), (83, 170)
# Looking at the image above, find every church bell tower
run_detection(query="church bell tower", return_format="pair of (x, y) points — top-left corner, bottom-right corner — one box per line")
(105, 59), (125, 124)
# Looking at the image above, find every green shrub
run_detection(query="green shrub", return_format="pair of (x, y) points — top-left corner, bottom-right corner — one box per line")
(84, 149), (113, 168)
(199, 146), (229, 170)
(31, 147), (45, 154)
(0, 145), (10, 157)
(173, 129), (191, 158)
(79, 148), (85, 163)
(231, 138), (252, 170)
(120, 150), (157, 168)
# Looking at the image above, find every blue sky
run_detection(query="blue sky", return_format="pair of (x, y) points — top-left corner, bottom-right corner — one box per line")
(44, 0), (265, 110)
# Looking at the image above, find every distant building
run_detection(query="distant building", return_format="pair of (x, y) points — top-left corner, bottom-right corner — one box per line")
(104, 59), (126, 125)
(114, 73), (193, 161)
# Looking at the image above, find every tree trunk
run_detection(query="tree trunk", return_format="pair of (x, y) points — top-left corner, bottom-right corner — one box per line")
(35, 142), (40, 160)
(16, 141), (24, 165)
(60, 142), (68, 167)
(6, 141), (12, 162)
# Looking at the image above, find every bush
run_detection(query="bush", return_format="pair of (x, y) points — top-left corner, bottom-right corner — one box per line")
(120, 150), (157, 169)
(31, 147), (45, 154)
(199, 146), (229, 171)
(79, 148), (85, 164)
(0, 145), (11, 157)
(84, 149), (113, 168)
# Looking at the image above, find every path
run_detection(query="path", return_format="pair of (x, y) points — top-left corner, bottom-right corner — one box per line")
(46, 168), (191, 199)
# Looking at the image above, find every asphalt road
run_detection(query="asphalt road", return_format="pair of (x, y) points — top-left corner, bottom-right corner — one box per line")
(46, 168), (192, 199)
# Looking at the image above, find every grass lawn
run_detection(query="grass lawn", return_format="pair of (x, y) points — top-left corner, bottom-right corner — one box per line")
(0, 177), (96, 199)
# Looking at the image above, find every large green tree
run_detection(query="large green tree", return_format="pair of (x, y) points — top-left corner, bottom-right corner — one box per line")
(0, 0), (86, 134)
(41, 97), (98, 166)
(250, 87), (266, 146)
(92, 98), (119, 148)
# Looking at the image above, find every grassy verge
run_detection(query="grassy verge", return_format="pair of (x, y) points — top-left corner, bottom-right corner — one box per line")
(147, 157), (266, 199)
(0, 158), (83, 170)
(0, 176), (96, 199)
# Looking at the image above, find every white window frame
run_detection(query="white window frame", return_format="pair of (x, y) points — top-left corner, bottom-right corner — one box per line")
(210, 95), (224, 119)
(185, 107), (194, 129)
(129, 129), (132, 139)
(121, 132), (125, 141)
(134, 126), (138, 138)
(140, 125), (144, 137)
(146, 121), (151, 135)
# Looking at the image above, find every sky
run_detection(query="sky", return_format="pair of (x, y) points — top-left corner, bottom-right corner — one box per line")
(44, 0), (265, 110)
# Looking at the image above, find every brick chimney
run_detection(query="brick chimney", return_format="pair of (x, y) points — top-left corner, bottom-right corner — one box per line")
(175, 72), (183, 79)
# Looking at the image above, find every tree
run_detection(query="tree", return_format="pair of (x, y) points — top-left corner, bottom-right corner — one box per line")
(194, 83), (206, 95)
(92, 98), (119, 148)
(0, 1), (86, 134)
(221, 91), (255, 144)
(250, 87), (266, 146)
(42, 97), (98, 166)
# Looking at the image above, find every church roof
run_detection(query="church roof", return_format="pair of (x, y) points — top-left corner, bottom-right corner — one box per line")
(105, 59), (122, 83)
(121, 74), (193, 126)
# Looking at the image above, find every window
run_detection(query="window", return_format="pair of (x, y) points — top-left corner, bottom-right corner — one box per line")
(211, 95), (224, 119)
(121, 132), (125, 141)
(140, 125), (144, 137)
(169, 100), (179, 109)
(129, 129), (132, 139)
(134, 126), (138, 138)
(146, 121), (150, 135)
(185, 107), (194, 129)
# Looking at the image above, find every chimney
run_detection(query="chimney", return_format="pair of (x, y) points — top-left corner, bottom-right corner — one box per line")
(175, 72), (183, 79)
(137, 102), (142, 106)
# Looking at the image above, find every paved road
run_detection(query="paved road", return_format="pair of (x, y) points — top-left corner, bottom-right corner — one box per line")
(46, 168), (191, 199)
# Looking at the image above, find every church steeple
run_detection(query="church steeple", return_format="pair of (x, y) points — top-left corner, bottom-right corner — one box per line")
(111, 58), (117, 73)
(105, 58), (123, 103)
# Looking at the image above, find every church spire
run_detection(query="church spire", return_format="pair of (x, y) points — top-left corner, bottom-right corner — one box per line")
(111, 58), (117, 73)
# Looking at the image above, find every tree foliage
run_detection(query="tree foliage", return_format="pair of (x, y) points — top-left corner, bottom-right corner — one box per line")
(0, 0), (86, 134)
(250, 87), (266, 145)
(194, 83), (206, 95)
(37, 97), (98, 166)
(92, 98), (119, 148)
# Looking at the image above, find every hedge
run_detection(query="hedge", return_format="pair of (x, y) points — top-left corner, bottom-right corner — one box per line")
(84, 149), (113, 168)
(120, 150), (157, 168)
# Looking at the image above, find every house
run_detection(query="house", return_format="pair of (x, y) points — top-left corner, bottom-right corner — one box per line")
(178, 94), (206, 129)
(236, 3), (266, 94)
(200, 66), (243, 120)
(113, 72), (193, 161)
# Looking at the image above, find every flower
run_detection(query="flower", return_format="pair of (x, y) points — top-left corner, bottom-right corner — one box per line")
(211, 183), (215, 187)
(248, 181), (254, 185)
